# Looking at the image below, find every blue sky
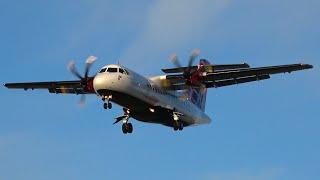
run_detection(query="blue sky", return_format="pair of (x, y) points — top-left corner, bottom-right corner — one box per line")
(0, 0), (319, 179)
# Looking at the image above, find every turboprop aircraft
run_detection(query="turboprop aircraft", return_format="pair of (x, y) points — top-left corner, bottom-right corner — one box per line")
(4, 50), (313, 134)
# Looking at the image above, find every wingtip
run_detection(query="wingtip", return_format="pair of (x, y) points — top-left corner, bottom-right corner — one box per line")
(301, 64), (313, 69)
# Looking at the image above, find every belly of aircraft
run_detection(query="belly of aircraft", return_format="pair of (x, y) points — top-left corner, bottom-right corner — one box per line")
(96, 89), (190, 127)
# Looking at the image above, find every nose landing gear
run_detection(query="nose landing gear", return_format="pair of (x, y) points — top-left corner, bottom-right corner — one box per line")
(102, 95), (112, 109)
(103, 102), (112, 109)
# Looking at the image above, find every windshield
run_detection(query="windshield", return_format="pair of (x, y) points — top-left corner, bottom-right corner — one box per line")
(99, 68), (107, 73)
(107, 68), (118, 73)
(119, 68), (129, 75)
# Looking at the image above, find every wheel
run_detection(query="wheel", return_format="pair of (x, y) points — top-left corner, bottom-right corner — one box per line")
(173, 122), (179, 131)
(103, 103), (108, 109)
(122, 124), (128, 134)
(127, 123), (133, 133)
(108, 102), (112, 109)
(178, 122), (184, 131)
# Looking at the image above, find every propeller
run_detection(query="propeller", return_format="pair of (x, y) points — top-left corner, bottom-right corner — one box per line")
(170, 49), (200, 81)
(67, 56), (97, 106)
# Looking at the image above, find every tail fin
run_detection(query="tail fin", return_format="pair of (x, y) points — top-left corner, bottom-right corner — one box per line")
(183, 59), (209, 111)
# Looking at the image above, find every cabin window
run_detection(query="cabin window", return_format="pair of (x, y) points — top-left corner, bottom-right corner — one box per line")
(107, 68), (118, 73)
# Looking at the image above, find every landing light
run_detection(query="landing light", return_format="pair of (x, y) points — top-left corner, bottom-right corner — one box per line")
(149, 108), (155, 113)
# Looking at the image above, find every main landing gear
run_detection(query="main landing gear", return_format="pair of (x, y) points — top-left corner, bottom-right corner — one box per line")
(102, 95), (112, 109)
(122, 122), (133, 134)
(114, 113), (133, 134)
(172, 112), (184, 131)
(173, 121), (184, 131)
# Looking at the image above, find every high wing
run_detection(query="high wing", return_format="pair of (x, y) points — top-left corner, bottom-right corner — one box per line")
(4, 80), (94, 94)
(4, 56), (98, 94)
(164, 63), (313, 90)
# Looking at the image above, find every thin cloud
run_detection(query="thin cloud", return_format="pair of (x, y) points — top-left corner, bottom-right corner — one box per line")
(119, 0), (230, 74)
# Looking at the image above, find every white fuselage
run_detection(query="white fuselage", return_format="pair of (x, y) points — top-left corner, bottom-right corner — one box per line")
(93, 64), (212, 127)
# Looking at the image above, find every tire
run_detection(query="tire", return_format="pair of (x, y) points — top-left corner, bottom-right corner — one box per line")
(122, 124), (128, 134)
(103, 103), (108, 109)
(127, 123), (133, 133)
(178, 122), (184, 131)
(108, 103), (112, 109)
(173, 122), (179, 131)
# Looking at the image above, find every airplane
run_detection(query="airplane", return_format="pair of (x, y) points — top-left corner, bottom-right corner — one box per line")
(4, 50), (313, 134)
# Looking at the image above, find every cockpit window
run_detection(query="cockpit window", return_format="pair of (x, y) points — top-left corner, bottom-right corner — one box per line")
(99, 68), (107, 73)
(119, 68), (129, 75)
(119, 68), (125, 74)
(107, 68), (118, 73)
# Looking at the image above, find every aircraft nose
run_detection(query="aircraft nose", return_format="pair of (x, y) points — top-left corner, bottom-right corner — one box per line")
(93, 74), (107, 95)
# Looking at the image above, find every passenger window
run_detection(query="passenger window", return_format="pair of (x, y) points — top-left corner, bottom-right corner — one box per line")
(107, 68), (118, 73)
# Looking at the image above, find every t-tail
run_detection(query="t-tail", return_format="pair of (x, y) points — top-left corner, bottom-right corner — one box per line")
(183, 59), (210, 111)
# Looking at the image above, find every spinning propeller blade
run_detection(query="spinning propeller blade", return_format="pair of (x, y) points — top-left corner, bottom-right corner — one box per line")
(67, 56), (97, 106)
(68, 60), (83, 79)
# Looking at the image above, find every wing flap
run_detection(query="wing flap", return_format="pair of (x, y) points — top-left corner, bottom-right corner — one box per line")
(205, 75), (270, 88)
(48, 88), (86, 94)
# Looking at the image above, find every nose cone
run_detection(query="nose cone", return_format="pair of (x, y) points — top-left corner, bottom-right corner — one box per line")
(93, 74), (108, 95)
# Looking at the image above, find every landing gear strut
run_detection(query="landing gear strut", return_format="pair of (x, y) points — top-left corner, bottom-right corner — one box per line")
(172, 111), (183, 131)
(114, 112), (133, 134)
(102, 95), (112, 109)
(173, 121), (183, 131)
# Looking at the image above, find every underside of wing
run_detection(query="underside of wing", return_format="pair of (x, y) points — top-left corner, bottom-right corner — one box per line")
(4, 80), (94, 94)
(204, 63), (313, 88)
(204, 64), (312, 81)
(162, 63), (313, 90)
